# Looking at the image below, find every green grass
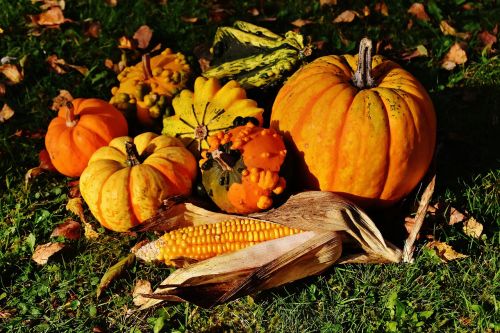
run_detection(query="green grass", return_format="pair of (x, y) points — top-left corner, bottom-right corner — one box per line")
(1, 0), (499, 332)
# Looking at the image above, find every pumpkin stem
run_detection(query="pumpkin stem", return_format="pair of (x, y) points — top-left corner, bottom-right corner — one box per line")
(142, 54), (153, 80)
(211, 149), (232, 171)
(125, 141), (141, 167)
(65, 101), (78, 128)
(352, 37), (375, 89)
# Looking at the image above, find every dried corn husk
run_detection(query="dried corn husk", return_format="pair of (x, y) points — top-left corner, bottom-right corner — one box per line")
(136, 191), (404, 309)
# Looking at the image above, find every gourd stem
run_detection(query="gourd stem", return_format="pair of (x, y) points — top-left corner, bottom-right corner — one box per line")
(352, 37), (375, 89)
(125, 141), (141, 166)
(211, 149), (232, 171)
(142, 54), (153, 80)
(65, 101), (78, 127)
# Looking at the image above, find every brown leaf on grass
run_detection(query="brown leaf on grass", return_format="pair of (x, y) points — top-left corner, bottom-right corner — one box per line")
(105, 0), (117, 6)
(68, 180), (80, 198)
(401, 44), (428, 60)
(375, 1), (389, 16)
(320, 0), (337, 5)
(0, 310), (13, 319)
(441, 43), (467, 70)
(50, 219), (81, 240)
(33, 0), (66, 10)
(84, 21), (101, 38)
(0, 83), (5, 97)
(291, 19), (313, 28)
(439, 21), (471, 40)
(478, 30), (497, 48)
(133, 25), (153, 49)
(66, 197), (86, 223)
(362, 6), (370, 17)
(132, 280), (152, 306)
(32, 242), (65, 265)
(425, 240), (468, 262)
(47, 55), (88, 76)
(25, 167), (44, 189)
(448, 207), (466, 225)
(463, 217), (483, 238)
(333, 10), (359, 23)
(181, 16), (199, 24)
(408, 3), (430, 21)
(51, 89), (73, 111)
(0, 64), (23, 84)
(104, 57), (127, 74)
(96, 253), (135, 298)
(29, 6), (71, 27)
(0, 104), (14, 123)
(248, 8), (259, 16)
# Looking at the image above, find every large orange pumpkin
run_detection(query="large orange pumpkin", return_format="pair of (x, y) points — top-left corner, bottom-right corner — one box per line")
(271, 38), (436, 206)
(79, 132), (197, 232)
(45, 98), (128, 177)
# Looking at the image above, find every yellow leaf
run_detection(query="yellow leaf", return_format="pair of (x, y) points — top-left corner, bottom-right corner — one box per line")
(0, 104), (14, 123)
(425, 240), (468, 262)
(66, 197), (86, 223)
(83, 222), (99, 239)
(462, 217), (483, 239)
(0, 64), (23, 84)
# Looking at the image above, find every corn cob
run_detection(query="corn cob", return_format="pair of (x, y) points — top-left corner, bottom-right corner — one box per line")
(157, 219), (302, 266)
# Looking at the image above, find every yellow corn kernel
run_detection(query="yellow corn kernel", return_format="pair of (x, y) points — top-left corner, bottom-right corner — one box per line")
(157, 219), (302, 266)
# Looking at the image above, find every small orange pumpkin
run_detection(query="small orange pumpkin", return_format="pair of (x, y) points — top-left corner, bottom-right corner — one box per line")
(200, 122), (287, 214)
(80, 132), (197, 232)
(45, 98), (128, 177)
(271, 38), (436, 206)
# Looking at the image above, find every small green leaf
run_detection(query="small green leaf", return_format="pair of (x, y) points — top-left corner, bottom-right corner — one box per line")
(153, 315), (165, 333)
(96, 253), (135, 298)
(386, 321), (397, 332)
(25, 233), (36, 252)
(419, 310), (434, 319)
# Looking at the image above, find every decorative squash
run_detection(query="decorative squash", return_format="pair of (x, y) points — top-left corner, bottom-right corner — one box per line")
(202, 21), (311, 89)
(162, 77), (264, 157)
(45, 98), (128, 178)
(270, 38), (436, 207)
(79, 132), (197, 232)
(110, 48), (190, 127)
(200, 122), (287, 214)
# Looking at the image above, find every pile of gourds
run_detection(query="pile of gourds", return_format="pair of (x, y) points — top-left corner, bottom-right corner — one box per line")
(44, 21), (436, 235)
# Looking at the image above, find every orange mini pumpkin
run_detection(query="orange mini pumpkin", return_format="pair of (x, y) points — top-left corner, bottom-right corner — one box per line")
(271, 38), (436, 206)
(45, 98), (128, 177)
(200, 122), (287, 214)
(79, 132), (197, 232)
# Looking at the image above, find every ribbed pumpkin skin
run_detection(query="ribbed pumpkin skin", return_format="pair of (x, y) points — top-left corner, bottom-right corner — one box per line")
(270, 55), (436, 206)
(79, 132), (197, 232)
(45, 98), (128, 177)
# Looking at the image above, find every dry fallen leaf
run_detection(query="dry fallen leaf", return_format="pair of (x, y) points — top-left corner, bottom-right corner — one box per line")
(133, 25), (153, 49)
(291, 19), (313, 28)
(30, 6), (71, 27)
(375, 1), (389, 16)
(439, 21), (470, 39)
(333, 10), (359, 23)
(104, 56), (127, 74)
(402, 44), (428, 60)
(39, 149), (56, 172)
(408, 3), (430, 21)
(47, 55), (88, 75)
(68, 180), (81, 198)
(83, 222), (99, 239)
(33, 0), (66, 10)
(441, 43), (467, 70)
(51, 89), (73, 111)
(0, 83), (5, 97)
(320, 0), (337, 5)
(448, 206), (466, 225)
(181, 16), (199, 24)
(118, 36), (135, 50)
(50, 219), (81, 240)
(462, 217), (483, 239)
(425, 240), (468, 262)
(32, 242), (65, 265)
(105, 0), (117, 6)
(66, 197), (86, 223)
(0, 104), (14, 123)
(362, 6), (370, 17)
(478, 30), (497, 48)
(248, 7), (259, 16)
(97, 253), (135, 298)
(0, 64), (23, 84)
(84, 21), (101, 38)
(132, 280), (152, 306)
